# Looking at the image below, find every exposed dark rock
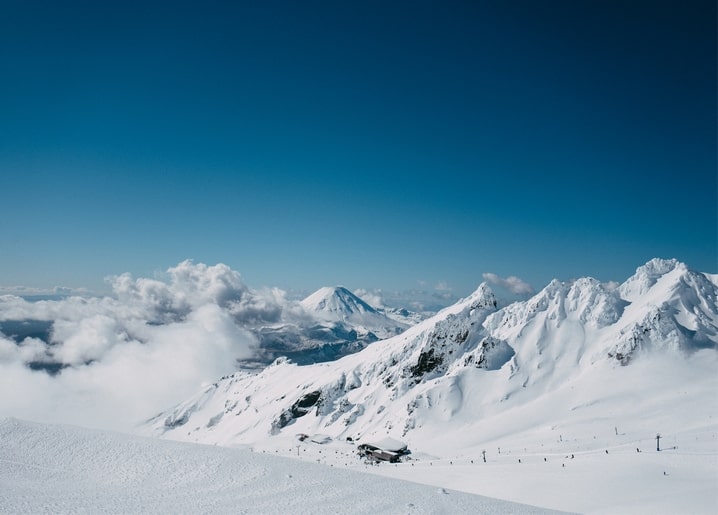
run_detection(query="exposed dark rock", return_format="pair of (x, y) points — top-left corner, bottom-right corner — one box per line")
(410, 349), (443, 378)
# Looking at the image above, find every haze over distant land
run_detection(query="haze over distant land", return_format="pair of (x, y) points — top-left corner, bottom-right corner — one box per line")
(0, 1), (715, 296)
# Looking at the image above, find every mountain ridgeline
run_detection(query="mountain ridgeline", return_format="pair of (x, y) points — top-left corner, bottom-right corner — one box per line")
(144, 259), (717, 452)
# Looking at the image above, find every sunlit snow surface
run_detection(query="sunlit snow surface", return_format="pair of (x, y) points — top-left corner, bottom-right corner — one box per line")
(0, 418), (561, 514)
(162, 351), (716, 514)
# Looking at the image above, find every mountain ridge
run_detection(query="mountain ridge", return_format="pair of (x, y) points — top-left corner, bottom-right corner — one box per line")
(142, 258), (717, 458)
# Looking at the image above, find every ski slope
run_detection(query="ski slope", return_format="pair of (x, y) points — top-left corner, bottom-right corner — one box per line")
(0, 418), (559, 514)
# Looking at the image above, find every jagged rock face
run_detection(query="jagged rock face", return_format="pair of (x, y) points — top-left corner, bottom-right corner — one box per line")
(142, 260), (718, 448)
(406, 315), (470, 380)
(272, 390), (322, 432)
(610, 308), (678, 365)
(463, 337), (515, 371)
(607, 264), (718, 364)
(373, 284), (505, 394)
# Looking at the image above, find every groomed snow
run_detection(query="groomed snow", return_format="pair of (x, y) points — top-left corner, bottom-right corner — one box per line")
(0, 418), (562, 514)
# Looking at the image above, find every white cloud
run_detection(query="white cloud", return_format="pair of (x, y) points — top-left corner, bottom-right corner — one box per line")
(434, 281), (452, 292)
(106, 260), (289, 325)
(354, 288), (385, 309)
(0, 285), (94, 297)
(602, 280), (620, 291)
(51, 315), (126, 366)
(108, 260), (249, 320)
(0, 261), (269, 431)
(482, 273), (535, 295)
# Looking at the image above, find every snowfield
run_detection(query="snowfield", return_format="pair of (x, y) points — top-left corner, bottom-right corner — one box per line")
(2, 258), (717, 513)
(227, 350), (718, 514)
(0, 418), (560, 514)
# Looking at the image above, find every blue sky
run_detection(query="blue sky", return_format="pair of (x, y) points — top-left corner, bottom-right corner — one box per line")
(0, 0), (715, 297)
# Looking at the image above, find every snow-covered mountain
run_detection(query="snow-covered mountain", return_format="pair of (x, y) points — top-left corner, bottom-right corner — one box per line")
(144, 259), (716, 449)
(244, 286), (411, 366)
(141, 259), (718, 512)
(301, 286), (409, 339)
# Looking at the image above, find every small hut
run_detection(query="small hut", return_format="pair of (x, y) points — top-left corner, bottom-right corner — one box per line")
(357, 437), (409, 463)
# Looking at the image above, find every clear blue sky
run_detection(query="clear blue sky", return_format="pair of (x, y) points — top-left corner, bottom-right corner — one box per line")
(1, 0), (715, 295)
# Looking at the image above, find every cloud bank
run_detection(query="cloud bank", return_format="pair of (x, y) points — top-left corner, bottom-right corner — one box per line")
(354, 288), (386, 309)
(481, 273), (535, 295)
(0, 261), (289, 431)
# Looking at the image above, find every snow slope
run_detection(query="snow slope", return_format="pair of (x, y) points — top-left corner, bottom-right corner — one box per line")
(0, 418), (559, 514)
(142, 258), (718, 513)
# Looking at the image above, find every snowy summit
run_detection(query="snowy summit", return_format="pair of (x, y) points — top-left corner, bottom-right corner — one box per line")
(300, 286), (409, 339)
